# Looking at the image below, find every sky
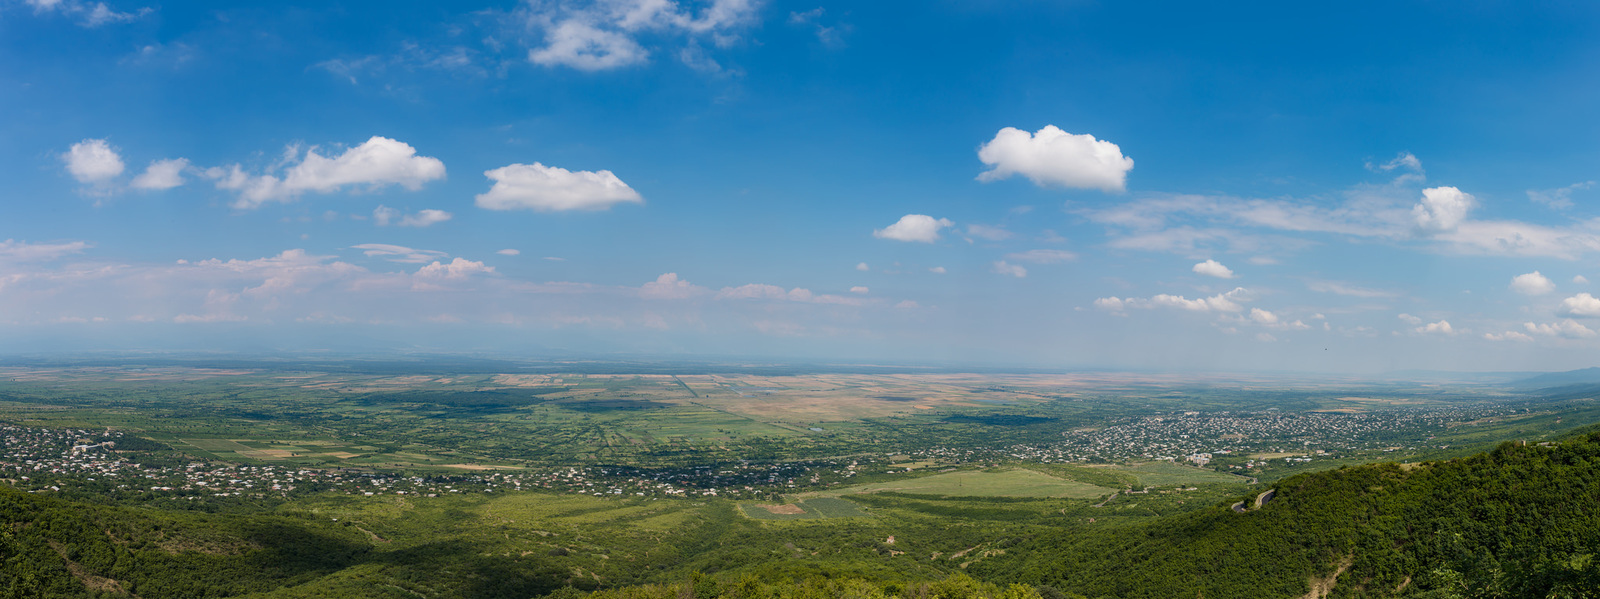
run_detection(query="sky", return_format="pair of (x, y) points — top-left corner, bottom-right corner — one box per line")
(4, 0), (1600, 372)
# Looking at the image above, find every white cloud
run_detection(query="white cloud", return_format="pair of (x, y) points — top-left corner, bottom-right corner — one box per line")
(0, 239), (90, 261)
(1509, 271), (1555, 295)
(129, 158), (190, 190)
(415, 258), (495, 279)
(855, 262), (870, 272)
(62, 139), (125, 184)
(1005, 249), (1077, 264)
(1398, 313), (1423, 325)
(497, 249), (521, 256)
(976, 125), (1133, 192)
(351, 243), (448, 264)
(1527, 181), (1593, 210)
(1415, 320), (1454, 335)
(714, 283), (863, 306)
(990, 261), (1027, 278)
(928, 266), (946, 274)
(1256, 332), (1277, 342)
(1525, 319), (1597, 339)
(1249, 308), (1278, 325)
(849, 286), (868, 294)
(475, 162), (642, 212)
(873, 214), (953, 243)
(1558, 293), (1600, 318)
(1575, 275), (1590, 284)
(1192, 259), (1235, 279)
(27, 0), (149, 27)
(640, 273), (704, 299)
(1096, 288), (1251, 313)
(209, 136), (446, 209)
(1368, 151), (1423, 174)
(1484, 331), (1534, 342)
(374, 206), (453, 227)
(965, 224), (1013, 241)
(1412, 186), (1474, 234)
(520, 0), (760, 71)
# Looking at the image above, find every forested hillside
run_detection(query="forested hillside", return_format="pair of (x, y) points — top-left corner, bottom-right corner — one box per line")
(5, 432), (1600, 598)
(974, 432), (1600, 598)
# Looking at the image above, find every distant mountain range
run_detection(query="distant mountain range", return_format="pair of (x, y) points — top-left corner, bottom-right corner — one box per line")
(1510, 367), (1600, 389)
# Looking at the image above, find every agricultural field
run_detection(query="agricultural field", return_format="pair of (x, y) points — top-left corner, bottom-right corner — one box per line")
(806, 468), (1112, 500)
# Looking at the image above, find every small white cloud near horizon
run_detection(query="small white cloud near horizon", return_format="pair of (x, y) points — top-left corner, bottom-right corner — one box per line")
(1412, 186), (1474, 234)
(1509, 271), (1555, 295)
(1558, 293), (1600, 318)
(928, 266), (946, 274)
(475, 162), (642, 212)
(640, 273), (704, 299)
(1576, 275), (1591, 284)
(1415, 320), (1454, 335)
(855, 262), (869, 271)
(1094, 287), (1250, 314)
(991, 261), (1027, 278)
(1525, 319), (1597, 339)
(874, 214), (953, 243)
(976, 125), (1133, 192)
(1485, 331), (1534, 342)
(849, 286), (869, 294)
(62, 139), (125, 184)
(415, 257), (495, 279)
(209, 136), (446, 209)
(496, 249), (521, 256)
(1192, 259), (1235, 279)
(1398, 313), (1423, 325)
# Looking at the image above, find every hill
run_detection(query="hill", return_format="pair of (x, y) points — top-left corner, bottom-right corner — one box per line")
(1510, 366), (1600, 389)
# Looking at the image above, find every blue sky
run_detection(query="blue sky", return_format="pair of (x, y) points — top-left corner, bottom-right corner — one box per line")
(4, 0), (1600, 372)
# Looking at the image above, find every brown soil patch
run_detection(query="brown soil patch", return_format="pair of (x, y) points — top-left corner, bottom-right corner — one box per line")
(756, 504), (806, 515)
(1300, 554), (1353, 599)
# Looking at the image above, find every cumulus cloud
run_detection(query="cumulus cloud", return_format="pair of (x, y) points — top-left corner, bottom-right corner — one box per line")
(1094, 288), (1251, 313)
(976, 125), (1133, 192)
(208, 136), (446, 209)
(1576, 275), (1590, 284)
(1527, 181), (1594, 210)
(1484, 331), (1533, 342)
(1509, 271), (1555, 295)
(62, 139), (125, 184)
(520, 0), (760, 71)
(1558, 293), (1600, 318)
(415, 258), (495, 279)
(497, 249), (521, 256)
(1005, 249), (1077, 264)
(639, 273), (704, 299)
(1398, 313), (1423, 325)
(990, 261), (1027, 278)
(374, 206), (453, 227)
(475, 162), (642, 212)
(130, 158), (190, 190)
(1192, 259), (1235, 279)
(1249, 308), (1278, 325)
(1412, 186), (1474, 234)
(855, 262), (870, 272)
(1415, 320), (1454, 335)
(351, 243), (448, 264)
(850, 286), (868, 294)
(1525, 319), (1597, 339)
(874, 214), (953, 243)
